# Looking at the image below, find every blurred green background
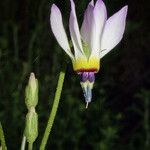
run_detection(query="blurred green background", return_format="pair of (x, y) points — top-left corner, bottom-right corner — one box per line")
(0, 0), (150, 149)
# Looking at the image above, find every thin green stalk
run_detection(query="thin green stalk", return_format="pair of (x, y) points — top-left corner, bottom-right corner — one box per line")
(21, 135), (26, 150)
(0, 123), (7, 150)
(28, 143), (33, 150)
(39, 68), (66, 150)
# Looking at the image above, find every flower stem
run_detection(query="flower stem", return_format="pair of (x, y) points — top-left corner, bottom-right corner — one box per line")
(28, 143), (33, 150)
(0, 123), (7, 150)
(20, 135), (26, 150)
(39, 68), (66, 150)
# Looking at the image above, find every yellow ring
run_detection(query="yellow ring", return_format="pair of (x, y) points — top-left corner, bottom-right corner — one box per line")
(72, 57), (100, 72)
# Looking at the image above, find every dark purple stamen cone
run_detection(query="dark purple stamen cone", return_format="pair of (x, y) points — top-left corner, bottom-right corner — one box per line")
(80, 72), (89, 82)
(80, 72), (95, 82)
(88, 72), (95, 82)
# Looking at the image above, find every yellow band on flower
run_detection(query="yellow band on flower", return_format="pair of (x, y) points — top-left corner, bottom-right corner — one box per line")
(72, 57), (100, 72)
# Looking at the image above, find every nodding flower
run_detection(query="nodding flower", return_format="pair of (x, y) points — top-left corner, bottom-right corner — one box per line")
(50, 0), (128, 108)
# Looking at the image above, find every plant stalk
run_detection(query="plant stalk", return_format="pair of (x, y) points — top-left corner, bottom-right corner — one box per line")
(28, 143), (33, 150)
(21, 135), (26, 150)
(0, 123), (7, 150)
(39, 68), (66, 150)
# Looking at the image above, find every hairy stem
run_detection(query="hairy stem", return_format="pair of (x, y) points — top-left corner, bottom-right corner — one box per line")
(39, 68), (66, 150)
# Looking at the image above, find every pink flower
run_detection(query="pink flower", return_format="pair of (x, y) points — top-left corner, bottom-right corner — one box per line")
(50, 0), (128, 107)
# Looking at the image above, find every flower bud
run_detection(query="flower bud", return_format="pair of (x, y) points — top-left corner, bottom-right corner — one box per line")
(24, 108), (38, 144)
(25, 73), (38, 109)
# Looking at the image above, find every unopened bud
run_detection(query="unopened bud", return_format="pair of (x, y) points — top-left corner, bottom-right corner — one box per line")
(24, 108), (38, 144)
(25, 73), (38, 109)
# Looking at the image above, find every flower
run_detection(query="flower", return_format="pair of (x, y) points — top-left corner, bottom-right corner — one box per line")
(50, 0), (128, 108)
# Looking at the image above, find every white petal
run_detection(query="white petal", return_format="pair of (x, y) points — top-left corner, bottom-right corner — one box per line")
(90, 0), (107, 57)
(69, 0), (85, 58)
(100, 6), (128, 58)
(50, 4), (74, 59)
(80, 0), (94, 51)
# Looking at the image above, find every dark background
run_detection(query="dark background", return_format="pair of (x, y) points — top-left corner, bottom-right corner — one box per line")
(0, 0), (150, 149)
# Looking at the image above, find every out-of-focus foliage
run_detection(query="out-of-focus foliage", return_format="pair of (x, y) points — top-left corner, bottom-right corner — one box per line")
(0, 0), (150, 149)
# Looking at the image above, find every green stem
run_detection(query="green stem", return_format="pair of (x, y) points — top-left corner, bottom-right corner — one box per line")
(20, 135), (26, 150)
(28, 143), (33, 150)
(39, 68), (66, 150)
(0, 123), (7, 150)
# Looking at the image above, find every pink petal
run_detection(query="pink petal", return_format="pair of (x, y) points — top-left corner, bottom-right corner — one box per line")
(50, 4), (74, 59)
(90, 0), (107, 57)
(80, 0), (94, 51)
(69, 0), (84, 57)
(100, 6), (128, 58)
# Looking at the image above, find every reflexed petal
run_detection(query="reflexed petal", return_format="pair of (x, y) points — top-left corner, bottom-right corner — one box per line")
(90, 0), (107, 57)
(69, 0), (84, 58)
(81, 0), (94, 51)
(50, 4), (74, 59)
(100, 6), (128, 58)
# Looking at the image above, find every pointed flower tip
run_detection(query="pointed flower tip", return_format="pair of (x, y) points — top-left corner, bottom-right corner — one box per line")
(94, 0), (107, 15)
(52, 3), (57, 8)
(86, 0), (94, 11)
(89, 0), (94, 6)
(124, 5), (128, 13)
(51, 4), (59, 12)
(96, 0), (104, 6)
(124, 5), (128, 10)
(118, 5), (128, 20)
(70, 0), (74, 4)
(120, 5), (128, 15)
(70, 0), (74, 5)
(70, 0), (75, 9)
(112, 5), (128, 21)
(50, 4), (61, 22)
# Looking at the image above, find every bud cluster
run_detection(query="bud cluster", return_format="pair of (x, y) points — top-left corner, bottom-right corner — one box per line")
(24, 73), (38, 144)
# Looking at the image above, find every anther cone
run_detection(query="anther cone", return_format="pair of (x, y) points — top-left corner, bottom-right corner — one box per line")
(80, 72), (95, 107)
